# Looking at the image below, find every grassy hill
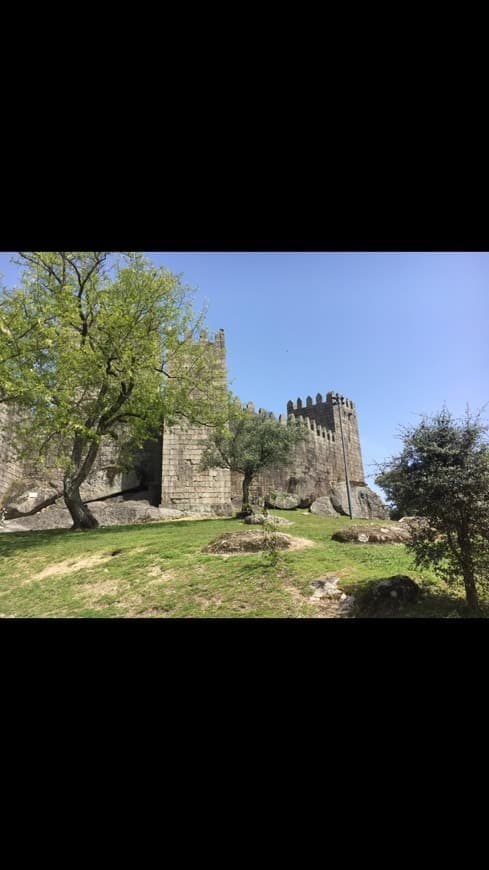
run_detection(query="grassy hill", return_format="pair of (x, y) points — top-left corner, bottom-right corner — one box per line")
(0, 512), (481, 618)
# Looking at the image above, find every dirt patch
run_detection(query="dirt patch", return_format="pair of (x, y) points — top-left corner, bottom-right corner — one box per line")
(204, 530), (315, 555)
(80, 577), (123, 603)
(283, 578), (343, 618)
(286, 536), (315, 552)
(147, 567), (177, 584)
(283, 582), (306, 603)
(29, 546), (149, 583)
(31, 553), (113, 581)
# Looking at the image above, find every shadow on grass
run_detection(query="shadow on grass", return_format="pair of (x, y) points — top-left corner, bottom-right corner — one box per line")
(349, 577), (489, 619)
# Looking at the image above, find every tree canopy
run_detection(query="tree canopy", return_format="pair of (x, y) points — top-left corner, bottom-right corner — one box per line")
(0, 252), (222, 528)
(375, 409), (489, 612)
(201, 396), (306, 508)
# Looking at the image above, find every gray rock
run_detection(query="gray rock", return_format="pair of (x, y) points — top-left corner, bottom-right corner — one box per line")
(310, 497), (337, 516)
(309, 576), (341, 599)
(332, 525), (411, 544)
(358, 575), (421, 613)
(266, 492), (300, 510)
(338, 595), (355, 614)
(157, 507), (185, 519)
(330, 494), (349, 516)
(5, 485), (61, 519)
(309, 485), (388, 520)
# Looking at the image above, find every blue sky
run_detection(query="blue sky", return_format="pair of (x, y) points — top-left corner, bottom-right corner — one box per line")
(1, 252), (488, 498)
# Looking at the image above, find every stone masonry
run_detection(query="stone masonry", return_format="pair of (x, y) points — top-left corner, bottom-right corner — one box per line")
(0, 328), (384, 520)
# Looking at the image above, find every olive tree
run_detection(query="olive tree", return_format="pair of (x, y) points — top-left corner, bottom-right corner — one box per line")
(201, 396), (306, 510)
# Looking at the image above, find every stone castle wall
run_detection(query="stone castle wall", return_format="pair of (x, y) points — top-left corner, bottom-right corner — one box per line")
(287, 392), (365, 484)
(0, 401), (161, 508)
(230, 392), (365, 506)
(161, 422), (232, 514)
(0, 404), (24, 503)
(160, 329), (233, 514)
(0, 327), (377, 519)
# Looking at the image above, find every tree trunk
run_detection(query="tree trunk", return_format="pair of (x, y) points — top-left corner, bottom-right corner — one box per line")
(64, 437), (101, 529)
(458, 528), (480, 613)
(463, 570), (480, 614)
(242, 474), (252, 510)
(64, 480), (99, 530)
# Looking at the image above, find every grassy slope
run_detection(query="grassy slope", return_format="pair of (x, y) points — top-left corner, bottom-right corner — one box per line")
(0, 512), (479, 618)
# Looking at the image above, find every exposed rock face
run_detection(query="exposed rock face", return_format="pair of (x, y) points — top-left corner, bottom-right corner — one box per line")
(266, 492), (301, 510)
(310, 484), (388, 519)
(0, 497), (188, 532)
(331, 524), (411, 544)
(204, 530), (294, 554)
(310, 576), (341, 599)
(4, 485), (61, 519)
(157, 507), (185, 520)
(309, 497), (338, 517)
(398, 516), (429, 531)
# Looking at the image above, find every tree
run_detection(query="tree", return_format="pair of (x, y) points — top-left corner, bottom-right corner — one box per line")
(201, 397), (306, 510)
(0, 252), (222, 529)
(375, 409), (489, 612)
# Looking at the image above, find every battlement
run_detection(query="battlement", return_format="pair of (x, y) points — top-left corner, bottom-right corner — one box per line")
(284, 388), (364, 483)
(287, 392), (356, 414)
(198, 327), (225, 348)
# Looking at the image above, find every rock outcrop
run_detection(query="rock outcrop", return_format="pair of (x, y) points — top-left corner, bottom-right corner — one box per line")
(356, 575), (421, 615)
(4, 484), (62, 519)
(265, 492), (301, 510)
(331, 524), (411, 544)
(310, 483), (388, 520)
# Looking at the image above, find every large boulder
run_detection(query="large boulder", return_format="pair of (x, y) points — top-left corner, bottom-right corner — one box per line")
(4, 484), (61, 519)
(309, 484), (388, 520)
(332, 524), (411, 544)
(310, 496), (338, 517)
(354, 486), (388, 519)
(204, 530), (295, 554)
(357, 575), (421, 615)
(266, 492), (301, 510)
(157, 507), (185, 520)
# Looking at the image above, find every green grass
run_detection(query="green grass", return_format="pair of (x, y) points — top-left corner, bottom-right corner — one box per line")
(0, 512), (485, 618)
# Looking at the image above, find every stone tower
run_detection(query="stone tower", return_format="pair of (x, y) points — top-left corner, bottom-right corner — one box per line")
(287, 391), (365, 484)
(160, 329), (233, 515)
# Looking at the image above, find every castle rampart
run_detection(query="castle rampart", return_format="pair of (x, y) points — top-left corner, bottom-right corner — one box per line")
(0, 327), (382, 522)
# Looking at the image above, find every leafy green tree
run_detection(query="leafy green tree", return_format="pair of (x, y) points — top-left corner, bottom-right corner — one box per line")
(201, 396), (306, 510)
(375, 409), (489, 612)
(0, 252), (221, 529)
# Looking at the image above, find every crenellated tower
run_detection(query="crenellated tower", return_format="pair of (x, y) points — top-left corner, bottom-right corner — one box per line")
(286, 391), (365, 485)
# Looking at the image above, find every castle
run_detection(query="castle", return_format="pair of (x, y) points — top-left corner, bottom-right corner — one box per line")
(0, 328), (386, 524)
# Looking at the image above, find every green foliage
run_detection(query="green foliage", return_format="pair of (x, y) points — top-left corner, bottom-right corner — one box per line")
(262, 513), (281, 566)
(0, 253), (222, 523)
(0, 512), (454, 618)
(200, 395), (306, 505)
(375, 409), (489, 609)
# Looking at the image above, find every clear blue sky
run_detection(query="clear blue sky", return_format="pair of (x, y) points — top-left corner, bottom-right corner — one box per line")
(1, 252), (488, 498)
